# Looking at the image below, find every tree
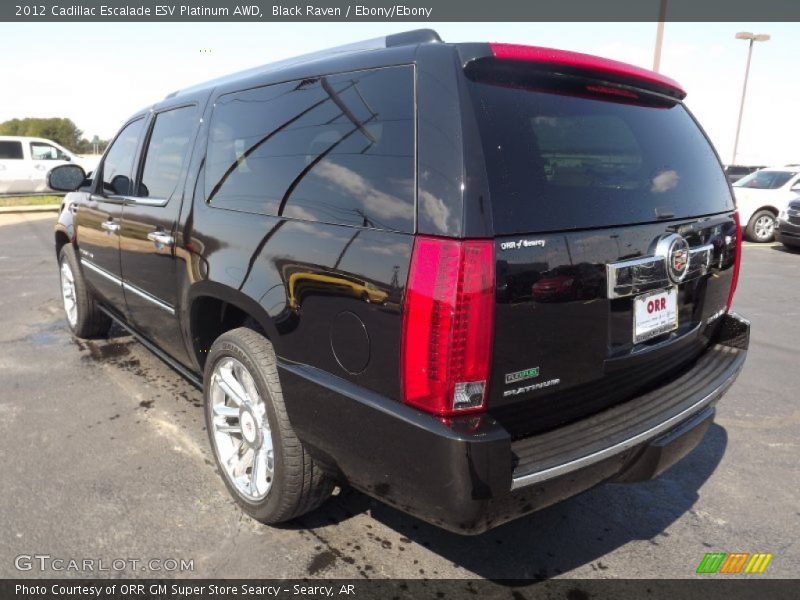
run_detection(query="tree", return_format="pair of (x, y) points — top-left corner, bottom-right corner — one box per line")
(0, 117), (106, 153)
(74, 137), (108, 154)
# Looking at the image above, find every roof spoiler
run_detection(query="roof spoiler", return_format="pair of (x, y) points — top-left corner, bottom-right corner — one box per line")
(462, 42), (686, 100)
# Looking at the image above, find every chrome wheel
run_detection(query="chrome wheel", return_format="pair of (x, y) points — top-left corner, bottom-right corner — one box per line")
(754, 214), (775, 241)
(208, 357), (274, 501)
(60, 260), (78, 327)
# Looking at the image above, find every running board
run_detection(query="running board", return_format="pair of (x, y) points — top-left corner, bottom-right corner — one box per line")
(97, 305), (203, 389)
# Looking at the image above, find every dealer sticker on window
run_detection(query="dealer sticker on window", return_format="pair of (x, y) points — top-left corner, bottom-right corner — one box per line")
(633, 288), (678, 343)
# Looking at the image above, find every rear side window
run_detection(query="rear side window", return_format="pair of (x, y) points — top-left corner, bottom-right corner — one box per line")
(137, 105), (197, 200)
(0, 141), (23, 159)
(101, 119), (145, 196)
(467, 73), (733, 234)
(205, 65), (415, 232)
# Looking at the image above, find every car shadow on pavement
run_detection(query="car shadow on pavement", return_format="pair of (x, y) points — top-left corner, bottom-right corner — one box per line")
(295, 423), (728, 580)
(771, 244), (800, 254)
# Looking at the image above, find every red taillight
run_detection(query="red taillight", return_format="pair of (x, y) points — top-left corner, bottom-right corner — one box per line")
(489, 43), (686, 99)
(401, 236), (495, 416)
(727, 212), (743, 312)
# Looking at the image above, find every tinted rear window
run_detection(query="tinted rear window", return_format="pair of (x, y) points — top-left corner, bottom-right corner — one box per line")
(467, 73), (733, 234)
(206, 66), (415, 232)
(0, 141), (23, 159)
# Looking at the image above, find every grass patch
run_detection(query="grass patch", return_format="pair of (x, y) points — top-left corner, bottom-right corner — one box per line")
(0, 195), (63, 207)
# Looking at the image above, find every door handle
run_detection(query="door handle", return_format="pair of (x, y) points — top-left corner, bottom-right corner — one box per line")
(101, 220), (120, 233)
(147, 231), (174, 248)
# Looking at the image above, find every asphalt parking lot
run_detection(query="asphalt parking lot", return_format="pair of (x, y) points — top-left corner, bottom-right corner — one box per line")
(0, 212), (797, 581)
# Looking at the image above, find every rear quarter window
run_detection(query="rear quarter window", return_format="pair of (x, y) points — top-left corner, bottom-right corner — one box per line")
(205, 65), (415, 232)
(467, 74), (733, 234)
(0, 141), (23, 159)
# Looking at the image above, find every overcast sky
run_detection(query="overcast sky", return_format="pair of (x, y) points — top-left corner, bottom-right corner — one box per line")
(1, 21), (797, 165)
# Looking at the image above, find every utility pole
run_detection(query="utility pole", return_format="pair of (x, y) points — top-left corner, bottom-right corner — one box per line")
(652, 0), (668, 72)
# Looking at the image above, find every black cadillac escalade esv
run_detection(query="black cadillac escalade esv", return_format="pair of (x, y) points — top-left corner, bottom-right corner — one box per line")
(51, 30), (749, 534)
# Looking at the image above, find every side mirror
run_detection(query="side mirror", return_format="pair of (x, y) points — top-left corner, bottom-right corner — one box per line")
(47, 164), (87, 192)
(109, 174), (132, 195)
(63, 155), (72, 162)
(791, 183), (800, 191)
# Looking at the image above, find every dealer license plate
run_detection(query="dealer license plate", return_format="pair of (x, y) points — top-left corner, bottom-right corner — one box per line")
(633, 288), (678, 343)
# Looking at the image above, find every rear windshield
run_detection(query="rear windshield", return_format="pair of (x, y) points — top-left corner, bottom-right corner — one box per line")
(467, 73), (733, 234)
(733, 170), (796, 190)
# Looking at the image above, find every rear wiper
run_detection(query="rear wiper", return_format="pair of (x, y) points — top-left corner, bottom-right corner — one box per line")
(654, 206), (675, 219)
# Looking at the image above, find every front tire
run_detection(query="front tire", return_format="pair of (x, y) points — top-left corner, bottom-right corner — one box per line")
(204, 327), (333, 523)
(745, 210), (776, 243)
(58, 245), (111, 338)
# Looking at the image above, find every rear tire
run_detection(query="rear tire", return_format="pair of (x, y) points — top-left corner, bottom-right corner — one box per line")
(58, 245), (111, 338)
(204, 327), (333, 523)
(745, 210), (776, 243)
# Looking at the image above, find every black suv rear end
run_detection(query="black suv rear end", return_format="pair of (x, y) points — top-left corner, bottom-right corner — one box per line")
(314, 39), (748, 533)
(54, 30), (748, 534)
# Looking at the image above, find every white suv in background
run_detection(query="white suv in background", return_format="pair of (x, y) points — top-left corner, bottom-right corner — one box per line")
(0, 136), (99, 194)
(732, 167), (800, 242)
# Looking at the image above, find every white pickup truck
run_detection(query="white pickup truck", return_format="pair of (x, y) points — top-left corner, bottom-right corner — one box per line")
(0, 136), (99, 194)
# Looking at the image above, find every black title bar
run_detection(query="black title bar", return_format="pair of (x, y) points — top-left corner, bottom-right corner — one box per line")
(2, 579), (799, 600)
(3, 0), (800, 22)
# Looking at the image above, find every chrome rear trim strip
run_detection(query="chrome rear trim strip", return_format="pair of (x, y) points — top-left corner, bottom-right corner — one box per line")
(606, 243), (714, 299)
(80, 258), (175, 315)
(81, 259), (122, 285)
(122, 281), (175, 315)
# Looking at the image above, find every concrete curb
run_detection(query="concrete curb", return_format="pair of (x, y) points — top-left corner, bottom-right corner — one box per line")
(0, 205), (60, 214)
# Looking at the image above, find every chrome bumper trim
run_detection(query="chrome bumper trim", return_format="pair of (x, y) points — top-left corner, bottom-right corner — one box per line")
(510, 352), (743, 490)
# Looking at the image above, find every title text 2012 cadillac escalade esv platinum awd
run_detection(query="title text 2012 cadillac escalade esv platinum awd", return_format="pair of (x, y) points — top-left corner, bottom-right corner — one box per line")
(51, 30), (749, 534)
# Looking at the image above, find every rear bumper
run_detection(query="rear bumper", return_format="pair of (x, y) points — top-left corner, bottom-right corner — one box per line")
(279, 312), (749, 534)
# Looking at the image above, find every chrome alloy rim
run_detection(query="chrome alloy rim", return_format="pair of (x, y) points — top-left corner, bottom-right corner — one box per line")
(209, 357), (274, 501)
(754, 215), (775, 241)
(60, 261), (78, 327)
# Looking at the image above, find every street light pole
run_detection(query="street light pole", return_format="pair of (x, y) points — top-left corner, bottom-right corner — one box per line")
(732, 32), (770, 165)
